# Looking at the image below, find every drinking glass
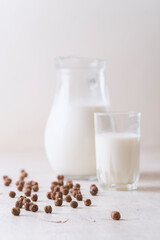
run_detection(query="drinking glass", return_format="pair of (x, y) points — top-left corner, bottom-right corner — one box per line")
(94, 112), (141, 190)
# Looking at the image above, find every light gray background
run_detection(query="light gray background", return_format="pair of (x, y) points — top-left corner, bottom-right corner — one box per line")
(0, 0), (160, 151)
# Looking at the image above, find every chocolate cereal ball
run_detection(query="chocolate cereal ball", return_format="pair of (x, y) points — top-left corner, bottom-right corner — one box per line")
(44, 205), (52, 214)
(11, 207), (20, 216)
(57, 175), (64, 181)
(65, 195), (72, 202)
(46, 192), (52, 199)
(17, 185), (23, 191)
(23, 198), (31, 205)
(31, 194), (38, 202)
(76, 194), (83, 201)
(30, 204), (38, 212)
(32, 185), (39, 192)
(84, 199), (92, 206)
(66, 180), (73, 189)
(111, 211), (121, 220)
(90, 187), (98, 196)
(9, 191), (16, 198)
(24, 189), (31, 197)
(54, 198), (63, 206)
(15, 200), (23, 208)
(70, 201), (78, 208)
(24, 202), (31, 211)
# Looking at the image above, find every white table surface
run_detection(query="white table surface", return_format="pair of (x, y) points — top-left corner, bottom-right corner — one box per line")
(0, 148), (160, 240)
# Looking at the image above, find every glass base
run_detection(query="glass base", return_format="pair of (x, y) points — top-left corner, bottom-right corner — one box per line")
(100, 182), (138, 191)
(64, 175), (97, 181)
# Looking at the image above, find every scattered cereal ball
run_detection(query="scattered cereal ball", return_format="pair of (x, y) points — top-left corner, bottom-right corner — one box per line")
(18, 196), (25, 202)
(11, 207), (20, 216)
(66, 180), (73, 189)
(30, 204), (38, 212)
(76, 194), (83, 201)
(111, 211), (121, 220)
(57, 175), (64, 181)
(17, 185), (23, 191)
(4, 178), (12, 186)
(74, 183), (80, 189)
(65, 195), (72, 202)
(58, 180), (64, 186)
(55, 192), (63, 199)
(90, 187), (98, 196)
(51, 192), (56, 200)
(32, 185), (39, 192)
(70, 201), (78, 208)
(31, 194), (38, 202)
(9, 191), (16, 198)
(24, 202), (31, 211)
(61, 188), (68, 195)
(54, 198), (63, 206)
(46, 192), (52, 199)
(24, 189), (31, 197)
(23, 198), (31, 205)
(15, 200), (23, 208)
(84, 199), (92, 206)
(44, 205), (52, 214)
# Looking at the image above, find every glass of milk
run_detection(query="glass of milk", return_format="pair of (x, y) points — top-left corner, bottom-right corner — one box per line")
(94, 112), (141, 190)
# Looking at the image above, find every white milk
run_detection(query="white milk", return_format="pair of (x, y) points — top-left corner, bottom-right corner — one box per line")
(45, 105), (107, 177)
(95, 132), (140, 185)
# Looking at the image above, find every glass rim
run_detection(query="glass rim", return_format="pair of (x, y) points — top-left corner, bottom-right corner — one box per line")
(94, 111), (141, 117)
(55, 56), (106, 69)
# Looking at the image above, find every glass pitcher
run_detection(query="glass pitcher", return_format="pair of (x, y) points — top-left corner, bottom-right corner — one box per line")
(45, 57), (110, 179)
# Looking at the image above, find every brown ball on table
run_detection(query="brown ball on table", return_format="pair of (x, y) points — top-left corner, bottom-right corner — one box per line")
(58, 180), (64, 186)
(62, 189), (69, 196)
(4, 178), (12, 186)
(51, 192), (56, 200)
(18, 196), (25, 202)
(55, 192), (63, 199)
(90, 186), (98, 196)
(24, 189), (31, 197)
(17, 185), (23, 191)
(57, 175), (64, 181)
(76, 194), (83, 201)
(23, 198), (31, 205)
(44, 205), (52, 213)
(66, 180), (73, 189)
(24, 202), (31, 211)
(84, 199), (92, 206)
(15, 200), (23, 208)
(31, 194), (38, 202)
(54, 198), (63, 206)
(70, 201), (78, 208)
(46, 192), (52, 199)
(65, 195), (72, 202)
(9, 191), (16, 198)
(30, 204), (38, 212)
(32, 184), (39, 192)
(11, 207), (20, 216)
(74, 183), (80, 189)
(111, 211), (121, 220)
